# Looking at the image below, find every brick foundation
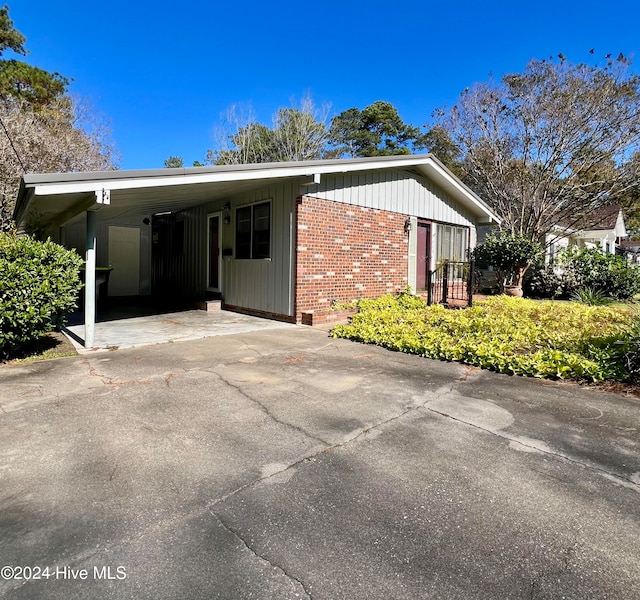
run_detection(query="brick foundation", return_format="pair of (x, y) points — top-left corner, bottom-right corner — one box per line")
(300, 308), (358, 326)
(295, 196), (408, 323)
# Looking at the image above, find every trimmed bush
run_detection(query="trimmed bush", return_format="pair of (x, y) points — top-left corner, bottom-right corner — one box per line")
(0, 233), (83, 358)
(525, 261), (572, 299)
(473, 232), (544, 290)
(331, 291), (636, 382)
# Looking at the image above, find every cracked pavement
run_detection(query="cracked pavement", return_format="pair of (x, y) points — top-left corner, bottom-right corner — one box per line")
(0, 325), (639, 599)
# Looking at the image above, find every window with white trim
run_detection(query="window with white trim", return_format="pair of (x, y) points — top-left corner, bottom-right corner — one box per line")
(434, 223), (469, 280)
(435, 223), (469, 263)
(236, 201), (271, 259)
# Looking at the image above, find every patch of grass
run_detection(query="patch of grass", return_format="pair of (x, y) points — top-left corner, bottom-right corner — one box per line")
(4, 332), (78, 364)
(331, 292), (637, 382)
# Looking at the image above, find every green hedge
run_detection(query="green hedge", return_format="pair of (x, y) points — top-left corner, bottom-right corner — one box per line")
(331, 291), (636, 382)
(527, 247), (640, 301)
(0, 234), (83, 358)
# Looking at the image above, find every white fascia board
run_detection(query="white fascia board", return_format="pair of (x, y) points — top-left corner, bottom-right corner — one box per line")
(551, 223), (574, 232)
(32, 170), (290, 195)
(576, 229), (611, 237)
(27, 154), (501, 224)
(418, 160), (501, 223)
(31, 158), (430, 196)
(32, 170), (264, 195)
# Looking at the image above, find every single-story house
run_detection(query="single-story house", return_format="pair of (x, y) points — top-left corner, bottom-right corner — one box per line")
(15, 154), (499, 347)
(545, 204), (627, 262)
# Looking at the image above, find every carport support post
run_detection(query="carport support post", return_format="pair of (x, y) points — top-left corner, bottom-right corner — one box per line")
(84, 210), (96, 349)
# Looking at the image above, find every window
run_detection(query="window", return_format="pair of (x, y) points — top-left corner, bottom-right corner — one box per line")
(548, 242), (556, 265)
(434, 224), (469, 280)
(236, 201), (271, 259)
(435, 223), (469, 263)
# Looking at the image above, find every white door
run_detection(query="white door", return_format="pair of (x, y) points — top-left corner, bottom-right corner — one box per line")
(108, 226), (140, 296)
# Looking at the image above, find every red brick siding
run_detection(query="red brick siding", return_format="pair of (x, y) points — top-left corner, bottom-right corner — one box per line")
(295, 196), (408, 323)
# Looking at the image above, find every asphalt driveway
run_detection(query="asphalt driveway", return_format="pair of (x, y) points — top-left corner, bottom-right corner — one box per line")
(0, 326), (639, 599)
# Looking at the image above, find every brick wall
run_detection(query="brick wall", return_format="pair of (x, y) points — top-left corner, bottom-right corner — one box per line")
(295, 195), (408, 324)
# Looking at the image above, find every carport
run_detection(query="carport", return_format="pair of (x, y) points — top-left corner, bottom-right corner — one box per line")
(14, 162), (313, 349)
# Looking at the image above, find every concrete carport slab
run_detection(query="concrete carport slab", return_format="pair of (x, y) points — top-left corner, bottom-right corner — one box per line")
(62, 309), (295, 353)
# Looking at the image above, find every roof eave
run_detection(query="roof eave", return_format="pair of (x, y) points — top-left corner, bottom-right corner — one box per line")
(13, 179), (34, 226)
(21, 157), (420, 197)
(17, 154), (501, 225)
(415, 155), (500, 223)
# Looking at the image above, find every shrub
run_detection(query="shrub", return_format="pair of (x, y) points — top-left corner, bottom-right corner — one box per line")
(558, 247), (640, 301)
(524, 261), (566, 298)
(621, 318), (640, 383)
(331, 292), (636, 382)
(473, 233), (544, 290)
(0, 233), (83, 358)
(526, 247), (640, 301)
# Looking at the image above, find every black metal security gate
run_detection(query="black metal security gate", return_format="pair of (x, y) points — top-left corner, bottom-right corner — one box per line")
(427, 260), (475, 307)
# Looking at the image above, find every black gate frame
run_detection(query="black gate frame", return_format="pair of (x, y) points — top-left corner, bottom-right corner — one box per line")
(427, 260), (475, 307)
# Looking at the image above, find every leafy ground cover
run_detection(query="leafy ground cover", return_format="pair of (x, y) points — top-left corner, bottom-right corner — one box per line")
(331, 292), (638, 383)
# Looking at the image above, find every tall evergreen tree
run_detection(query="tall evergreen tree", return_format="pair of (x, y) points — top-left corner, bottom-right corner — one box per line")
(0, 5), (67, 104)
(329, 101), (427, 158)
(0, 6), (117, 231)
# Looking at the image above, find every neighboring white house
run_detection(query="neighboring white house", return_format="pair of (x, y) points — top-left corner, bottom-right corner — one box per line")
(618, 239), (640, 265)
(475, 205), (629, 292)
(545, 205), (627, 263)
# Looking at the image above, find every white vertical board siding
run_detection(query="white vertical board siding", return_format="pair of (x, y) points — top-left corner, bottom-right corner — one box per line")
(175, 180), (296, 316)
(223, 181), (296, 316)
(312, 169), (476, 227)
(224, 260), (273, 310)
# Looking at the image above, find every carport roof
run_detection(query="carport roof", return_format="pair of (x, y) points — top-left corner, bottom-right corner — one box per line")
(15, 154), (500, 229)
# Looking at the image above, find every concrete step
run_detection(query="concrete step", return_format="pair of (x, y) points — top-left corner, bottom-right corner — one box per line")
(194, 299), (222, 312)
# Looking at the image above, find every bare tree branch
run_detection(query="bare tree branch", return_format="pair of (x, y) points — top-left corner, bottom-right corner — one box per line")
(210, 94), (331, 165)
(438, 56), (640, 239)
(0, 96), (117, 230)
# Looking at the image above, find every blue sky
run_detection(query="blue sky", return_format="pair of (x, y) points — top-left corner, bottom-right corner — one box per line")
(12, 0), (640, 170)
